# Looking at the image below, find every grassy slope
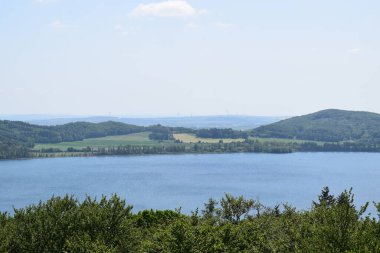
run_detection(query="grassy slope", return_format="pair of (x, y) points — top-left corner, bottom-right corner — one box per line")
(174, 133), (245, 143)
(33, 132), (161, 150)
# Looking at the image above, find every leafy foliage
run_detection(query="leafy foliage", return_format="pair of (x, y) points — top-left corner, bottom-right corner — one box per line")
(147, 125), (174, 141)
(1, 189), (380, 252)
(195, 128), (248, 139)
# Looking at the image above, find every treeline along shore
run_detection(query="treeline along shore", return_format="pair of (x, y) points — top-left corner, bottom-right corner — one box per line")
(2, 109), (380, 159)
(1, 187), (380, 252)
(31, 140), (380, 159)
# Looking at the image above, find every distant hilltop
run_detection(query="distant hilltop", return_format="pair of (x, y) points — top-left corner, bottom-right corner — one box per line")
(252, 109), (380, 143)
(1, 115), (285, 130)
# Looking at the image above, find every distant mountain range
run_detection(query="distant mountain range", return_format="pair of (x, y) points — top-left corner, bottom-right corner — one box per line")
(1, 115), (286, 130)
(252, 109), (380, 143)
(3, 110), (380, 144)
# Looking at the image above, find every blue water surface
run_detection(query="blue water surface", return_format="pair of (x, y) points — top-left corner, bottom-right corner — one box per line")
(0, 153), (379, 213)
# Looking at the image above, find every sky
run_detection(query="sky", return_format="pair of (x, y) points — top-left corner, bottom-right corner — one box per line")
(0, 0), (379, 116)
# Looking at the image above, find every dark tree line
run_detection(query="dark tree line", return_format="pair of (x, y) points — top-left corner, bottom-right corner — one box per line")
(32, 140), (294, 157)
(31, 139), (380, 159)
(294, 141), (380, 152)
(195, 128), (248, 139)
(0, 140), (30, 159)
(9, 139), (380, 160)
(147, 125), (174, 141)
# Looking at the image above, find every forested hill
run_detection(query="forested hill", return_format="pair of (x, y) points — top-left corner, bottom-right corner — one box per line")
(252, 109), (380, 143)
(0, 120), (195, 158)
(0, 120), (145, 147)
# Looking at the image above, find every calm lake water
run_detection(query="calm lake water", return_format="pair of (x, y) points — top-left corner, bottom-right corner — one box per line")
(0, 153), (379, 213)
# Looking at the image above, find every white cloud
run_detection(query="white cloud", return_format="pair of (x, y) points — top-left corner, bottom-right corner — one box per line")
(130, 0), (206, 18)
(48, 20), (66, 29)
(349, 48), (361, 54)
(214, 22), (234, 29)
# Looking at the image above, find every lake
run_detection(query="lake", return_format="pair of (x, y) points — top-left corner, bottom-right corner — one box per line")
(0, 153), (379, 214)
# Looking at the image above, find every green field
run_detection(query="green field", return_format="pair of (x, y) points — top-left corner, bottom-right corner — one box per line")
(33, 132), (161, 151)
(34, 132), (326, 152)
(173, 133), (245, 143)
(174, 133), (324, 145)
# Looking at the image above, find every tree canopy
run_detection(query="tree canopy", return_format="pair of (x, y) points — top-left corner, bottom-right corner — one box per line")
(1, 188), (379, 252)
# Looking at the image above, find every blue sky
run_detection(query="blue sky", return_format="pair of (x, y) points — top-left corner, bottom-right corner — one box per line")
(0, 0), (379, 116)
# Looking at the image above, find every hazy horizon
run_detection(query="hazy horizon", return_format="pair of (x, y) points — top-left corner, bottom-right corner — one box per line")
(0, 113), (287, 120)
(0, 107), (377, 120)
(1, 0), (379, 116)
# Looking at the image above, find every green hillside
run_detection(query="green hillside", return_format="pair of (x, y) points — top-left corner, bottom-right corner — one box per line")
(0, 120), (145, 145)
(252, 109), (380, 143)
(0, 120), (149, 158)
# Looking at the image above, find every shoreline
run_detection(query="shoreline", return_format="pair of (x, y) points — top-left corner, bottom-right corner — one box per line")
(2, 149), (380, 161)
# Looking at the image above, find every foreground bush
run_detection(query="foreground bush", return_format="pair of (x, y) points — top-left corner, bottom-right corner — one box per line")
(0, 188), (379, 252)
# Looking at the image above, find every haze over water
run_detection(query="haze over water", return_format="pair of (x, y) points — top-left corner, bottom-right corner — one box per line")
(1, 153), (379, 213)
